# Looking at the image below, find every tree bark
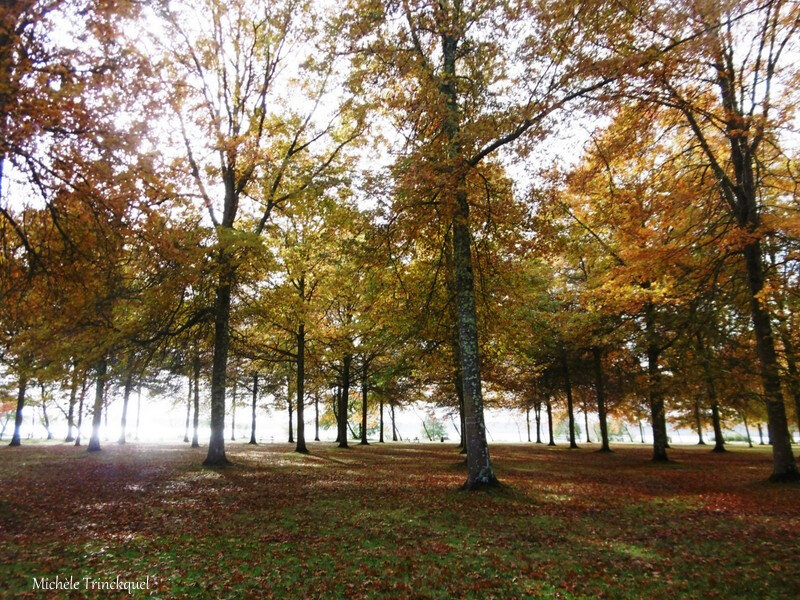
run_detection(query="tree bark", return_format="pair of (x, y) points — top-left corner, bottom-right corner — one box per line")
(287, 373), (294, 444)
(118, 372), (133, 444)
(742, 412), (753, 448)
(230, 373), (237, 441)
(75, 376), (86, 447)
(379, 397), (384, 443)
(583, 404), (591, 443)
(296, 323), (308, 453)
(88, 357), (107, 452)
(249, 372), (258, 445)
(184, 372), (192, 443)
(560, 351), (578, 449)
(41, 386), (53, 440)
(65, 368), (78, 442)
(694, 399), (705, 445)
(525, 406), (531, 442)
(391, 401), (398, 442)
(192, 358), (200, 448)
(645, 303), (668, 461)
(592, 347), (611, 452)
(204, 270), (232, 466)
(757, 423), (765, 446)
(546, 399), (555, 446)
(338, 355), (351, 448)
(360, 362), (369, 445)
(534, 401), (542, 444)
(314, 395), (320, 441)
(697, 333), (727, 453)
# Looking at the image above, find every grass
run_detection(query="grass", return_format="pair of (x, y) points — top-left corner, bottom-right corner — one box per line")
(0, 441), (798, 598)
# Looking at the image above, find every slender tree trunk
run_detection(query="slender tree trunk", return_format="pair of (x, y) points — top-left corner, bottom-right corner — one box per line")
(338, 355), (351, 448)
(534, 401), (542, 444)
(296, 323), (308, 453)
(230, 374), (237, 442)
(525, 407), (531, 442)
(118, 373), (132, 445)
(184, 373), (192, 443)
(314, 395), (320, 442)
(391, 401), (398, 442)
(287, 373), (294, 444)
(560, 352), (578, 448)
(546, 399), (555, 446)
(204, 271), (232, 466)
(75, 376), (86, 447)
(192, 358), (200, 448)
(249, 372), (258, 445)
(639, 420), (645, 444)
(694, 399), (706, 445)
(583, 405), (591, 443)
(0, 415), (9, 440)
(88, 358), (107, 452)
(333, 386), (341, 444)
(742, 413), (753, 448)
(758, 423), (765, 445)
(41, 386), (53, 440)
(379, 397), (384, 443)
(65, 368), (78, 442)
(697, 333), (727, 453)
(135, 384), (141, 441)
(591, 347), (610, 452)
(646, 303), (668, 462)
(360, 362), (369, 445)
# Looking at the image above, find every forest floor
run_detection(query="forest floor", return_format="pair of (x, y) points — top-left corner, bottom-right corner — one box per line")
(1, 441), (799, 599)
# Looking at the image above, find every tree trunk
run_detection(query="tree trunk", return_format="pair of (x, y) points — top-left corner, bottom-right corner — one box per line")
(75, 376), (86, 447)
(230, 373), (237, 441)
(41, 386), (53, 440)
(379, 397), (384, 443)
(192, 358), (200, 448)
(560, 352), (578, 449)
(88, 357), (107, 452)
(360, 362), (369, 445)
(697, 333), (727, 453)
(525, 407), (531, 442)
(118, 372), (132, 445)
(314, 395), (320, 441)
(135, 384), (141, 441)
(338, 355), (351, 448)
(645, 303), (668, 462)
(583, 405), (591, 443)
(184, 373), (192, 443)
(65, 368), (78, 442)
(391, 401), (398, 442)
(296, 323), (308, 453)
(534, 401), (542, 443)
(333, 386), (341, 444)
(742, 412), (753, 448)
(592, 347), (611, 452)
(694, 399), (706, 445)
(546, 399), (555, 446)
(204, 273), (232, 466)
(639, 420), (644, 444)
(757, 423), (765, 445)
(249, 372), (258, 445)
(287, 373), (294, 444)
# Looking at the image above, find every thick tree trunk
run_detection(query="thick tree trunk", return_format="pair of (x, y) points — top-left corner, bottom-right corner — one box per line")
(204, 274), (232, 466)
(249, 372), (258, 445)
(694, 399), (705, 445)
(184, 373), (192, 443)
(360, 362), (369, 445)
(379, 397), (384, 443)
(645, 303), (668, 462)
(592, 347), (611, 452)
(560, 351), (578, 449)
(192, 358), (200, 448)
(534, 401), (542, 444)
(338, 355), (351, 448)
(65, 368), (78, 442)
(757, 423), (765, 445)
(118, 373), (132, 444)
(296, 324), (308, 453)
(88, 358), (107, 452)
(546, 399), (555, 446)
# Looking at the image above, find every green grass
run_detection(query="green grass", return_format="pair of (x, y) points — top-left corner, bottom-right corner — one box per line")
(0, 442), (798, 598)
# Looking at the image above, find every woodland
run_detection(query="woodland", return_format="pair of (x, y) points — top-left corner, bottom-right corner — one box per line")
(1, 0), (800, 596)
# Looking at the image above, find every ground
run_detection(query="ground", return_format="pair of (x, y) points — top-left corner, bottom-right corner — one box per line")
(1, 442), (798, 599)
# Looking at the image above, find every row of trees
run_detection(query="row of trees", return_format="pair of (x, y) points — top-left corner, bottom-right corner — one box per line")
(1, 0), (799, 486)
